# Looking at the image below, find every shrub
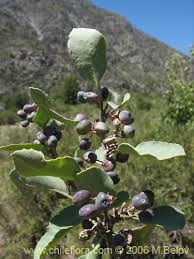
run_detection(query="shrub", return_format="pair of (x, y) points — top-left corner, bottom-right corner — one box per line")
(162, 50), (194, 125)
(63, 74), (80, 104)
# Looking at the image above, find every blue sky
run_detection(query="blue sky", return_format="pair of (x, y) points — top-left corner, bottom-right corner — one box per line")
(92, 0), (194, 54)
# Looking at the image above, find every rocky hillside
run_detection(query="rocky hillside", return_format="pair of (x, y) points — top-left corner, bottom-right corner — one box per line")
(0, 0), (178, 106)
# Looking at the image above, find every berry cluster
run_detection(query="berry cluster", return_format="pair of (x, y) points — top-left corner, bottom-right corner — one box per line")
(17, 103), (37, 127)
(74, 87), (135, 186)
(34, 124), (62, 148)
(132, 190), (155, 223)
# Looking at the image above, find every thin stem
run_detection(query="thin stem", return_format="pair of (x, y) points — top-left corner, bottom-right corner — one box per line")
(95, 79), (105, 122)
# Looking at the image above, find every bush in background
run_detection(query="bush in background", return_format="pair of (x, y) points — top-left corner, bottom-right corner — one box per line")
(162, 49), (194, 125)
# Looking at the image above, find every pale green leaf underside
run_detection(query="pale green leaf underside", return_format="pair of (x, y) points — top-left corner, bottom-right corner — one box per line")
(119, 93), (131, 108)
(107, 92), (130, 109)
(75, 167), (115, 196)
(118, 141), (185, 160)
(95, 145), (106, 162)
(10, 169), (69, 197)
(79, 244), (101, 259)
(11, 149), (80, 179)
(107, 101), (118, 109)
(68, 28), (107, 83)
(34, 205), (81, 259)
(0, 143), (47, 153)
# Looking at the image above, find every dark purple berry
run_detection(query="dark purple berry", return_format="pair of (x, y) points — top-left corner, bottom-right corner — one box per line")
(73, 190), (91, 206)
(106, 171), (120, 185)
(119, 110), (134, 125)
(79, 204), (99, 219)
(121, 125), (135, 138)
(20, 120), (29, 127)
(95, 192), (111, 210)
(102, 159), (116, 172)
(27, 111), (35, 122)
(94, 122), (109, 137)
(83, 151), (97, 164)
(23, 103), (36, 113)
(138, 209), (154, 224)
(101, 87), (109, 101)
(116, 152), (129, 163)
(132, 190), (154, 210)
(79, 138), (91, 150)
(74, 113), (88, 122)
(76, 119), (92, 135)
(36, 132), (47, 144)
(17, 110), (26, 119)
(47, 135), (58, 147)
(84, 92), (99, 104)
(77, 91), (87, 103)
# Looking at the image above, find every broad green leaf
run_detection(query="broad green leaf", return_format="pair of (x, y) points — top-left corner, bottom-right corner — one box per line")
(95, 145), (106, 162)
(150, 206), (186, 230)
(119, 93), (130, 108)
(11, 149), (80, 180)
(33, 107), (50, 127)
(9, 169), (32, 194)
(0, 143), (47, 153)
(79, 244), (101, 259)
(49, 109), (78, 126)
(131, 225), (154, 245)
(30, 87), (50, 109)
(107, 101), (118, 109)
(75, 167), (115, 196)
(68, 28), (107, 83)
(118, 141), (185, 160)
(34, 205), (81, 259)
(10, 169), (70, 197)
(30, 87), (77, 127)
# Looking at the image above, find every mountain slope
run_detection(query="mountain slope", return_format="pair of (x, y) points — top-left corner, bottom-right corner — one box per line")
(0, 0), (178, 105)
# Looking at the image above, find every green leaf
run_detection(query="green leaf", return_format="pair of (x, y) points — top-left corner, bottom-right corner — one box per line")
(34, 205), (81, 259)
(49, 109), (78, 126)
(68, 28), (107, 83)
(79, 244), (101, 259)
(30, 87), (77, 127)
(107, 101), (118, 109)
(11, 149), (80, 180)
(30, 87), (51, 109)
(118, 141), (186, 160)
(0, 143), (47, 153)
(119, 93), (130, 108)
(10, 169), (70, 197)
(150, 206), (186, 230)
(33, 107), (50, 127)
(131, 225), (154, 245)
(107, 93), (130, 109)
(95, 145), (106, 162)
(75, 167), (115, 196)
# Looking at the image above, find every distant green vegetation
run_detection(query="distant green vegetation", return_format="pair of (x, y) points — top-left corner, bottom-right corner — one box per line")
(0, 92), (193, 258)
(163, 50), (194, 126)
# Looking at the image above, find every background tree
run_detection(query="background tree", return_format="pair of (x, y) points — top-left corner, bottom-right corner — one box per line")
(64, 74), (80, 104)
